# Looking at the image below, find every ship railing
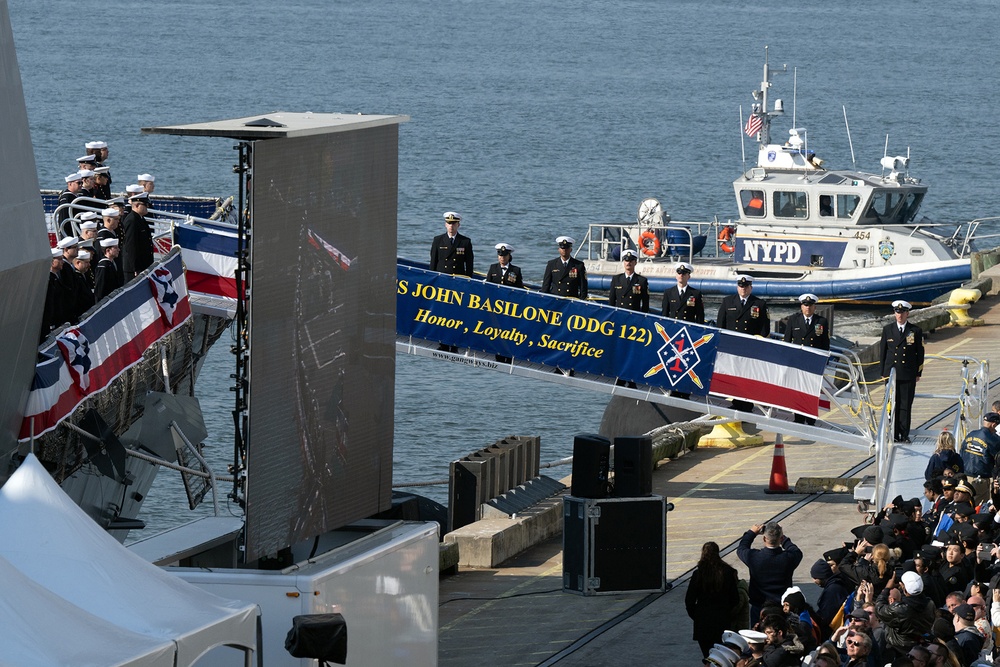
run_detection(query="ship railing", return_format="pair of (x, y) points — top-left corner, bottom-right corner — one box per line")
(577, 218), (731, 264)
(51, 196), (234, 247)
(872, 367), (896, 511)
(823, 344), (879, 443)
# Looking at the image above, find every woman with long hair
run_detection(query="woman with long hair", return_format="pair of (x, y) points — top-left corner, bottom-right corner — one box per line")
(925, 430), (963, 480)
(686, 541), (740, 657)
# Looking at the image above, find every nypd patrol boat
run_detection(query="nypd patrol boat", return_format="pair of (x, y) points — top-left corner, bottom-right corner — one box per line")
(578, 50), (996, 305)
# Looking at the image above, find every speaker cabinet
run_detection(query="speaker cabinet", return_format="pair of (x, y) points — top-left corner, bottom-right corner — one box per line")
(562, 495), (666, 595)
(613, 435), (652, 497)
(571, 434), (610, 499)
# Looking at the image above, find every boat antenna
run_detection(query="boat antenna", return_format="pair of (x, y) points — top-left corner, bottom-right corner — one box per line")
(881, 133), (890, 176)
(792, 67), (797, 129)
(843, 106), (856, 169)
(740, 105), (747, 170)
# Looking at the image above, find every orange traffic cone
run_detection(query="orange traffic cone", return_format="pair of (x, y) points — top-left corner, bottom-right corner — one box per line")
(765, 433), (792, 494)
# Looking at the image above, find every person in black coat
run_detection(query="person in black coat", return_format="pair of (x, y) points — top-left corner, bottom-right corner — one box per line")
(122, 193), (154, 278)
(661, 261), (704, 323)
(430, 211), (474, 276)
(879, 300), (924, 442)
(484, 242), (523, 288)
(783, 293), (831, 424)
(686, 541), (740, 657)
(607, 248), (649, 312)
(55, 172), (83, 234)
(718, 275), (769, 411)
(737, 521), (803, 625)
(94, 238), (123, 302)
(541, 236), (587, 299)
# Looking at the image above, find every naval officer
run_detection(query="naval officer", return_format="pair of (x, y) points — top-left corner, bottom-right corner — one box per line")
(485, 242), (524, 288)
(430, 211), (475, 277)
(717, 275), (769, 412)
(485, 242), (523, 363)
(661, 261), (704, 323)
(607, 248), (649, 312)
(541, 236), (587, 299)
(783, 293), (830, 425)
(880, 300), (924, 442)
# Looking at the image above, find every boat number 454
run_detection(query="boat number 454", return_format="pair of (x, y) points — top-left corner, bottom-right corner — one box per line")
(853, 231), (871, 240)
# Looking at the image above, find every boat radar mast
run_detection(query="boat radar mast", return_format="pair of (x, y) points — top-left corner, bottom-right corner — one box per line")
(748, 46), (787, 148)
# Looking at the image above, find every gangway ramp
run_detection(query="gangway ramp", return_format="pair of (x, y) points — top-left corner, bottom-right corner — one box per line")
(878, 436), (936, 504)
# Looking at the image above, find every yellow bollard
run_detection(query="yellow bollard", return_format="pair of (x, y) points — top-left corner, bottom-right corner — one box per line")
(697, 419), (765, 449)
(947, 287), (984, 326)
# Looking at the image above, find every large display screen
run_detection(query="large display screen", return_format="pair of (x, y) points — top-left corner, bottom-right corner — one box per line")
(245, 125), (397, 560)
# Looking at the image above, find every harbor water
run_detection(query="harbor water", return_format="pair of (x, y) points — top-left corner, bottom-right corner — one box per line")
(9, 0), (1000, 530)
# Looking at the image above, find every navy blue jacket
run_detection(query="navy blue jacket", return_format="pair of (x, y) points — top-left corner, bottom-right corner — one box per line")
(737, 530), (803, 606)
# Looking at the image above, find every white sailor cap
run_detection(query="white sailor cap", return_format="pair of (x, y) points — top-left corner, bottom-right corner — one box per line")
(76, 154), (97, 163)
(739, 629), (767, 644)
(85, 140), (107, 150)
(621, 248), (638, 260)
(125, 184), (145, 194)
(137, 173), (155, 182)
(892, 299), (912, 311)
(556, 236), (575, 246)
(51, 247), (63, 257)
(78, 169), (95, 178)
(80, 221), (98, 230)
(76, 250), (92, 261)
(443, 211), (461, 223)
(65, 172), (83, 183)
(99, 237), (119, 248)
(79, 211), (98, 221)
(798, 293), (818, 304)
(721, 630), (749, 654)
(93, 166), (110, 175)
(736, 274), (753, 285)
(712, 644), (740, 665)
(56, 236), (79, 249)
(675, 261), (693, 274)
(101, 208), (120, 218)
(495, 242), (514, 254)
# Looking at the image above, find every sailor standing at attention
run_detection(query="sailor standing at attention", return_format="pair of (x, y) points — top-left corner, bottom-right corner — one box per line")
(56, 172), (84, 233)
(717, 275), (769, 413)
(485, 243), (524, 288)
(661, 261), (704, 323)
(880, 300), (924, 443)
(541, 236), (587, 299)
(783, 293), (830, 425)
(430, 211), (474, 277)
(608, 248), (649, 312)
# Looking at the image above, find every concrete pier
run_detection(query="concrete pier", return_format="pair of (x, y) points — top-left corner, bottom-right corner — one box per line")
(438, 284), (1000, 666)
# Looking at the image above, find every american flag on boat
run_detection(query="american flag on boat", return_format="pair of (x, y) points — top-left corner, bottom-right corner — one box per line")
(709, 331), (830, 418)
(19, 252), (191, 441)
(744, 112), (763, 137)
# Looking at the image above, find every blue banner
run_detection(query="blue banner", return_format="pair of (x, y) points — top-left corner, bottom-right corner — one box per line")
(397, 265), (720, 395)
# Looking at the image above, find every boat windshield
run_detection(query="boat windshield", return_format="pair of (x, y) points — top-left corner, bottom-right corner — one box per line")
(836, 194), (860, 219)
(772, 191), (807, 219)
(861, 190), (923, 225)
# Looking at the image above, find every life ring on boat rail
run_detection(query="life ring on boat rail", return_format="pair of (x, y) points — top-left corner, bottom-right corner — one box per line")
(718, 226), (736, 254)
(639, 230), (661, 256)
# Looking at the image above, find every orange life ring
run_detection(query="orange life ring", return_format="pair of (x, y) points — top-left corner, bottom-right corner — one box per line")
(638, 231), (660, 256)
(718, 226), (735, 254)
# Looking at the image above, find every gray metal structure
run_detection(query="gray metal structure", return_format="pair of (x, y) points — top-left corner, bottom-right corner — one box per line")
(0, 0), (52, 475)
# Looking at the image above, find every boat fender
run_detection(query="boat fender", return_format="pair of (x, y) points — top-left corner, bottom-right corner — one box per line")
(639, 230), (661, 257)
(718, 226), (736, 254)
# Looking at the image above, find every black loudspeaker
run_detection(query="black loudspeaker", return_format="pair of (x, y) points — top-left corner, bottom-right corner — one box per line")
(613, 435), (652, 497)
(571, 434), (610, 498)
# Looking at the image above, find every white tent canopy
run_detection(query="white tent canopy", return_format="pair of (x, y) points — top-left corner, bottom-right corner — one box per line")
(0, 454), (259, 667)
(0, 556), (175, 667)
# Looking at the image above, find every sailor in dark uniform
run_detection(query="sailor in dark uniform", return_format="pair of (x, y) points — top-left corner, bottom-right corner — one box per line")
(122, 192), (155, 278)
(77, 168), (97, 200)
(71, 251), (96, 320)
(783, 293), (831, 425)
(56, 172), (84, 234)
(77, 153), (98, 172)
(94, 238), (123, 302)
(717, 275), (769, 412)
(430, 211), (475, 277)
(661, 261), (704, 323)
(485, 242), (524, 288)
(42, 247), (70, 338)
(92, 166), (112, 200)
(541, 236), (587, 299)
(485, 242), (524, 363)
(880, 300), (924, 442)
(607, 248), (649, 312)
(97, 207), (125, 284)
